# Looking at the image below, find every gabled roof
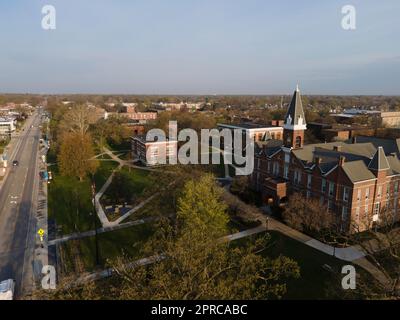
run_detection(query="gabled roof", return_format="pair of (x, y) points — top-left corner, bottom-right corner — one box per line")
(342, 160), (376, 183)
(353, 136), (400, 155)
(284, 86), (306, 127)
(255, 139), (283, 157)
(368, 147), (390, 171)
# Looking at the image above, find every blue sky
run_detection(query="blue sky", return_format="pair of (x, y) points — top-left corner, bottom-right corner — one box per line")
(0, 0), (399, 95)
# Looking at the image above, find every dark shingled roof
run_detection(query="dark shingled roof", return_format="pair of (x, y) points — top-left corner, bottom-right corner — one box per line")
(255, 139), (283, 157)
(284, 87), (306, 126)
(353, 136), (400, 155)
(342, 160), (376, 182)
(368, 147), (390, 171)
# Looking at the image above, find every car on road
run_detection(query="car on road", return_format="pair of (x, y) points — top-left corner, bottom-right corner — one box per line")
(0, 279), (15, 300)
(12, 160), (19, 166)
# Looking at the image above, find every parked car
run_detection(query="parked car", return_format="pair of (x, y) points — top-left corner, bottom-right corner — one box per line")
(12, 160), (19, 166)
(0, 279), (15, 300)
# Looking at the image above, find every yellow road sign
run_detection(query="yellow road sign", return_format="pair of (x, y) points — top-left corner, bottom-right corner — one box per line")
(37, 228), (45, 236)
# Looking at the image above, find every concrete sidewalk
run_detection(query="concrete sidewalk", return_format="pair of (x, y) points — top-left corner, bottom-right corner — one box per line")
(48, 216), (160, 246)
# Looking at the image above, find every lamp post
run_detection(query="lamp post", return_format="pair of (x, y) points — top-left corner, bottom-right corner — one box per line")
(91, 177), (100, 266)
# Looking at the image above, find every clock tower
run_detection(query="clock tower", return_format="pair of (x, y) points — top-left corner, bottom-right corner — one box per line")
(283, 85), (307, 149)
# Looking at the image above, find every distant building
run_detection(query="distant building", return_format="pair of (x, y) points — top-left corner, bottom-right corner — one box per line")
(217, 122), (284, 143)
(251, 86), (400, 233)
(0, 117), (16, 137)
(152, 102), (203, 112)
(105, 111), (157, 122)
(131, 135), (178, 166)
(380, 112), (400, 128)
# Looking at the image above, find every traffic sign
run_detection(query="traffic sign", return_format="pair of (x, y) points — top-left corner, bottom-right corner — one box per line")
(37, 228), (45, 236)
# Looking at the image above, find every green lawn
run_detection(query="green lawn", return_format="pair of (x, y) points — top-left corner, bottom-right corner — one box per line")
(93, 160), (119, 189)
(236, 231), (364, 299)
(60, 223), (154, 273)
(102, 167), (154, 203)
(48, 175), (97, 235)
(48, 160), (119, 236)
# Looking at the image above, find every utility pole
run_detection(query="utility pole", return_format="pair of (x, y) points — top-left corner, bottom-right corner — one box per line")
(91, 177), (100, 266)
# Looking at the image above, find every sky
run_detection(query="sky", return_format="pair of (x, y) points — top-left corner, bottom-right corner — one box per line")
(0, 0), (399, 95)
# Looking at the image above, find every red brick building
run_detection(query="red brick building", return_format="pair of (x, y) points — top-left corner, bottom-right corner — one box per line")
(131, 136), (178, 166)
(251, 86), (400, 233)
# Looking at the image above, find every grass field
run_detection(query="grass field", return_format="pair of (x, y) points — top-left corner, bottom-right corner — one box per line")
(59, 223), (154, 273)
(48, 160), (119, 235)
(236, 231), (365, 299)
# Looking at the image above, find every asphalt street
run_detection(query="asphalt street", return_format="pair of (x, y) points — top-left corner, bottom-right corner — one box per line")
(0, 112), (41, 297)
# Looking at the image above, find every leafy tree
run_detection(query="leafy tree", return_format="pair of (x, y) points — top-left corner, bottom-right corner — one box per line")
(58, 132), (99, 181)
(111, 174), (299, 299)
(33, 174), (299, 300)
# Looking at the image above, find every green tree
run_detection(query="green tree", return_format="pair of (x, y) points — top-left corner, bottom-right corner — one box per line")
(58, 132), (99, 181)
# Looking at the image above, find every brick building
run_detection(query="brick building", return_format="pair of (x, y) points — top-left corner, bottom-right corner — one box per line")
(131, 135), (178, 166)
(251, 86), (400, 233)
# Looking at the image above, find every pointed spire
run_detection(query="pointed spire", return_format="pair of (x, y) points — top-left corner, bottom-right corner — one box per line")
(368, 147), (390, 171)
(284, 85), (307, 130)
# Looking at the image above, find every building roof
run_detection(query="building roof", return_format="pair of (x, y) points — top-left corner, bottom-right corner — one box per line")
(368, 147), (390, 171)
(284, 86), (306, 128)
(353, 136), (400, 155)
(342, 160), (376, 182)
(217, 123), (278, 130)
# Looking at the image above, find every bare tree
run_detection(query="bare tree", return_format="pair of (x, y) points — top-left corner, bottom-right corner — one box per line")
(60, 104), (95, 136)
(283, 192), (333, 234)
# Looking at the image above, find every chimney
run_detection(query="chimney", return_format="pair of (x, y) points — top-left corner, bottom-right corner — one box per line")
(339, 155), (346, 167)
(333, 145), (342, 152)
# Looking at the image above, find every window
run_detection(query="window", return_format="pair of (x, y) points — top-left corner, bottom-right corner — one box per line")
(357, 189), (361, 202)
(342, 206), (348, 220)
(284, 164), (289, 179)
(355, 207), (360, 224)
(296, 170), (302, 184)
(307, 174), (312, 189)
(273, 162), (280, 176)
(321, 179), (326, 193)
(395, 181), (399, 194)
(295, 136), (302, 148)
(343, 187), (349, 202)
(328, 200), (334, 211)
(267, 161), (271, 173)
(365, 188), (370, 200)
(329, 182), (335, 197)
(377, 186), (382, 198)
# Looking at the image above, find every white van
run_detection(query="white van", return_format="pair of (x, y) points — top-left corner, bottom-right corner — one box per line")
(0, 279), (15, 300)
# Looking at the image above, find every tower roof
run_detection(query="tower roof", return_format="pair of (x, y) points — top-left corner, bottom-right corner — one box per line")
(368, 146), (390, 171)
(284, 85), (306, 129)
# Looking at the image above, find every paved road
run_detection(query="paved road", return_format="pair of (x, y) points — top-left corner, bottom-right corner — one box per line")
(0, 112), (41, 297)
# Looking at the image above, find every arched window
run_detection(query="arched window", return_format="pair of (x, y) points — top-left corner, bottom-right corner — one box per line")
(295, 136), (302, 148)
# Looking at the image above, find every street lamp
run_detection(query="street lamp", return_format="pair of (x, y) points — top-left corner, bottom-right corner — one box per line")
(91, 177), (100, 267)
